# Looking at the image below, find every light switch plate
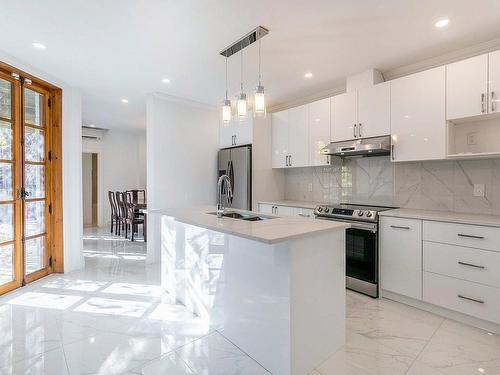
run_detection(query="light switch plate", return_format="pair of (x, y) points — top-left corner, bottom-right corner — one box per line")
(473, 184), (485, 197)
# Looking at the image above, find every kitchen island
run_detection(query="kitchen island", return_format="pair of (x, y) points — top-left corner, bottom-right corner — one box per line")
(155, 206), (349, 375)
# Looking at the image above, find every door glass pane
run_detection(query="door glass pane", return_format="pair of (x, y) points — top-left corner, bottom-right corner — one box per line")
(0, 162), (12, 200)
(0, 121), (12, 160)
(0, 244), (13, 285)
(0, 204), (13, 242)
(24, 88), (44, 126)
(24, 127), (44, 162)
(0, 79), (11, 120)
(25, 236), (45, 274)
(25, 164), (45, 199)
(25, 201), (45, 237)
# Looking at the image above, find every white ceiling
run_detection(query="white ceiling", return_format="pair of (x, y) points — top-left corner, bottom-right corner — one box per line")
(1, 0), (500, 131)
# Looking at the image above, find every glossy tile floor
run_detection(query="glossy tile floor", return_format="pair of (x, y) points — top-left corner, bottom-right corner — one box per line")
(0, 228), (498, 374)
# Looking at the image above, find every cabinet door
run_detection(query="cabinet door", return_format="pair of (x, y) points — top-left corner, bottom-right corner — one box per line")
(308, 98), (331, 166)
(234, 114), (253, 145)
(288, 105), (309, 167)
(390, 66), (446, 162)
(489, 50), (500, 115)
(357, 82), (390, 138)
(296, 207), (314, 218)
(258, 203), (274, 214)
(274, 205), (295, 216)
(380, 217), (422, 300)
(446, 54), (488, 120)
(271, 110), (289, 168)
(331, 91), (357, 141)
(219, 121), (235, 149)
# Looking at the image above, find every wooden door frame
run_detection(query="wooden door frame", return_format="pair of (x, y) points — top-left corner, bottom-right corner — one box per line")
(0, 61), (64, 288)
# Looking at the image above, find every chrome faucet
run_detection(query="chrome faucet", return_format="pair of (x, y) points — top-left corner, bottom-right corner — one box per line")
(217, 174), (233, 217)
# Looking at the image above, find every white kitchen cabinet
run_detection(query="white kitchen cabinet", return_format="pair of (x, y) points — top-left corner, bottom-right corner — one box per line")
(271, 110), (289, 168)
(357, 82), (390, 138)
(489, 50), (500, 114)
(390, 66), (446, 162)
(219, 114), (253, 149)
(308, 98), (331, 166)
(274, 205), (295, 216)
(446, 54), (489, 120)
(288, 105), (309, 168)
(295, 207), (314, 218)
(380, 217), (422, 300)
(258, 203), (274, 215)
(331, 91), (357, 141)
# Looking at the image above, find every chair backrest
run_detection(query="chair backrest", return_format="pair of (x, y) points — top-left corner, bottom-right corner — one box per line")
(108, 191), (117, 218)
(115, 191), (126, 219)
(126, 189), (146, 205)
(124, 191), (135, 220)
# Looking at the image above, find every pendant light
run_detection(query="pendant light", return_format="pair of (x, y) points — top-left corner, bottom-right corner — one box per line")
(237, 48), (248, 120)
(254, 39), (266, 117)
(222, 53), (232, 124)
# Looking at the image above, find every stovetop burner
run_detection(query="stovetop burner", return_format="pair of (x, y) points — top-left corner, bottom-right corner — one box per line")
(314, 203), (395, 222)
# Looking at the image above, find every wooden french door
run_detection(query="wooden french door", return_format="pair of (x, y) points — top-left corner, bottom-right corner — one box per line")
(0, 68), (57, 295)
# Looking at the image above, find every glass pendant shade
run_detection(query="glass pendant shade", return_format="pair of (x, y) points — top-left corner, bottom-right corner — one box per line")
(254, 84), (266, 117)
(222, 99), (231, 124)
(237, 92), (247, 120)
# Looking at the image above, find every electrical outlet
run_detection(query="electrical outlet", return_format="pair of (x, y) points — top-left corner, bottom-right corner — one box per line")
(473, 184), (485, 197)
(467, 133), (477, 145)
(308, 183), (313, 192)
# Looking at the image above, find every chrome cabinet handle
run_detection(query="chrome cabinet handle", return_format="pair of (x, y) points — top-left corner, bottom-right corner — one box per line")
(458, 233), (484, 240)
(289, 155), (292, 166)
(275, 206), (278, 215)
(234, 134), (237, 144)
(458, 261), (485, 269)
(391, 144), (395, 161)
(285, 155), (289, 167)
(358, 123), (362, 138)
(481, 93), (486, 113)
(390, 225), (410, 230)
(492, 91), (497, 112)
(353, 124), (357, 138)
(458, 294), (484, 304)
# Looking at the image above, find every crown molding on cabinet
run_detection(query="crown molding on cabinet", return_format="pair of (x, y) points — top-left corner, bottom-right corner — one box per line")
(269, 36), (500, 114)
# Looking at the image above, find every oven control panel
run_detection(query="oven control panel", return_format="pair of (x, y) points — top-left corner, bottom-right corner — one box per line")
(314, 205), (379, 222)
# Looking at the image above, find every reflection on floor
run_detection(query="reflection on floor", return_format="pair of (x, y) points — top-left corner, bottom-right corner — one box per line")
(0, 228), (498, 374)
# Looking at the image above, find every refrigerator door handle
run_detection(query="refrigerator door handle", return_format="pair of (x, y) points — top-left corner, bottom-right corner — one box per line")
(228, 160), (234, 205)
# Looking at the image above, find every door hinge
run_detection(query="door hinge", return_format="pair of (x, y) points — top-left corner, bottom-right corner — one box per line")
(48, 203), (52, 214)
(49, 256), (53, 268)
(48, 150), (52, 161)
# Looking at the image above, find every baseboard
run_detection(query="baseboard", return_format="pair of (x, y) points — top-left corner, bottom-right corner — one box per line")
(381, 289), (500, 334)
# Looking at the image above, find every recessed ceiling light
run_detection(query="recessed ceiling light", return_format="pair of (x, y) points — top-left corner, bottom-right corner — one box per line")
(32, 42), (46, 50)
(121, 99), (129, 103)
(434, 19), (449, 28)
(162, 78), (171, 84)
(304, 72), (313, 78)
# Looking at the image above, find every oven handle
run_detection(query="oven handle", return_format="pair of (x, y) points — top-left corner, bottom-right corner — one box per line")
(315, 216), (377, 232)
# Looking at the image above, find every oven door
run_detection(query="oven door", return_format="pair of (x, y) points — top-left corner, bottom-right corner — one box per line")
(345, 222), (378, 297)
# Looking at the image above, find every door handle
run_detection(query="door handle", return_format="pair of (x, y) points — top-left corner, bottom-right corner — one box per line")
(234, 134), (237, 145)
(458, 294), (484, 304)
(353, 124), (357, 138)
(358, 123), (362, 138)
(457, 233), (484, 240)
(492, 91), (497, 112)
(390, 225), (410, 230)
(458, 261), (485, 269)
(289, 155), (292, 166)
(481, 93), (486, 113)
(391, 144), (395, 161)
(285, 155), (288, 167)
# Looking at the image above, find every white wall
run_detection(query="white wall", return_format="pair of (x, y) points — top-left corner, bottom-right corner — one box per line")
(0, 49), (84, 272)
(82, 130), (146, 227)
(82, 153), (93, 226)
(146, 94), (219, 262)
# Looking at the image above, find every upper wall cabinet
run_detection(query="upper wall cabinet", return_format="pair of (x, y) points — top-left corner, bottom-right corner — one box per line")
(390, 66), (446, 162)
(331, 83), (390, 142)
(447, 52), (500, 120)
(446, 54), (489, 120)
(219, 114), (253, 149)
(308, 98), (331, 166)
(271, 106), (309, 168)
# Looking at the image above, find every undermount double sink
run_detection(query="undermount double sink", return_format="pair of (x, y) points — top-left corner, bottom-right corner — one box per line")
(208, 210), (275, 221)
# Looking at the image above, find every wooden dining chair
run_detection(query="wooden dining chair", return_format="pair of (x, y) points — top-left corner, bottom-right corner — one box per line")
(115, 191), (127, 236)
(124, 192), (144, 241)
(108, 191), (118, 234)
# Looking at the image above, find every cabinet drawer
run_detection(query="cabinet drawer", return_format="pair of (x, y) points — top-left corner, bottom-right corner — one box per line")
(295, 207), (314, 219)
(423, 272), (500, 324)
(424, 221), (500, 252)
(424, 241), (500, 288)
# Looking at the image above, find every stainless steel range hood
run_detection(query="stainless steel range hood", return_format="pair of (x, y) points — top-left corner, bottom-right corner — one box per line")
(321, 135), (391, 158)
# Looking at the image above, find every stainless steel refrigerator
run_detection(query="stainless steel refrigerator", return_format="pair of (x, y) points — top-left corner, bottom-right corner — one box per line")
(217, 145), (252, 210)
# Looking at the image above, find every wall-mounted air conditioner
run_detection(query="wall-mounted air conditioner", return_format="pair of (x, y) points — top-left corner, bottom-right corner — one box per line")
(82, 126), (107, 141)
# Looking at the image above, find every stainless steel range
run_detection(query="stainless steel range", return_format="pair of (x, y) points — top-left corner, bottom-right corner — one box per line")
(314, 204), (394, 298)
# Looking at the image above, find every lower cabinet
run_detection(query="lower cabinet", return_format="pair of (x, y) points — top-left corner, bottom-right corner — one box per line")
(380, 217), (422, 300)
(258, 203), (314, 217)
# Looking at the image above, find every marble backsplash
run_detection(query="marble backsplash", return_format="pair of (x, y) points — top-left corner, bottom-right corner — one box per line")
(284, 156), (500, 215)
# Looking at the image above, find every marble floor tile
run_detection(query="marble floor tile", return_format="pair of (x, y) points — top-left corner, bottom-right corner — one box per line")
(2, 347), (69, 375)
(131, 352), (196, 374)
(177, 332), (268, 375)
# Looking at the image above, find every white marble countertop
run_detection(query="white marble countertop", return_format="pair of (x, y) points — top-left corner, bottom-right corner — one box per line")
(380, 208), (500, 228)
(151, 206), (349, 244)
(258, 200), (323, 209)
